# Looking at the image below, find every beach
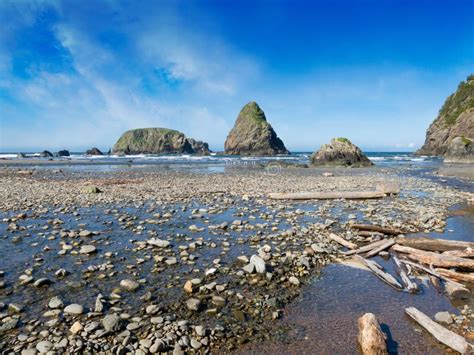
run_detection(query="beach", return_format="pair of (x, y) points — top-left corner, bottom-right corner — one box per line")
(0, 160), (473, 353)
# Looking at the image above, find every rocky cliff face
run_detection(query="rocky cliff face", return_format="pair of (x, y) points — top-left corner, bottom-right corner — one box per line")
(444, 136), (473, 163)
(224, 102), (289, 156)
(417, 75), (474, 156)
(310, 138), (373, 167)
(112, 128), (211, 155)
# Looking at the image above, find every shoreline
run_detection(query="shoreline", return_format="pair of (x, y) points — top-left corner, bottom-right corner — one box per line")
(0, 166), (473, 353)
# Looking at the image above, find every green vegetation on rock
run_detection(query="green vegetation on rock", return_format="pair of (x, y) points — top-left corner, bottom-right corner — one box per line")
(335, 137), (351, 144)
(461, 136), (472, 146)
(439, 75), (474, 126)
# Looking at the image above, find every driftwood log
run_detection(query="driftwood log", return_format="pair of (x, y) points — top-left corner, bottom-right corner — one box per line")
(443, 249), (474, 259)
(396, 237), (474, 252)
(405, 307), (472, 354)
(435, 268), (474, 284)
(365, 239), (395, 258)
(354, 255), (403, 290)
(268, 185), (399, 200)
(357, 313), (388, 355)
(393, 256), (418, 293)
(328, 233), (358, 250)
(351, 224), (402, 235)
(444, 280), (471, 300)
(344, 240), (388, 256)
(392, 245), (474, 271)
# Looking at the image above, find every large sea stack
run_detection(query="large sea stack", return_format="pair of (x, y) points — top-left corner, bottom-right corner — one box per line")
(416, 74), (474, 156)
(310, 138), (373, 167)
(224, 102), (289, 156)
(112, 128), (211, 155)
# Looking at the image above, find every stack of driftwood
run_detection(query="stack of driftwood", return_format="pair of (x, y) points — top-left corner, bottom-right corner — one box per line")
(338, 223), (474, 354)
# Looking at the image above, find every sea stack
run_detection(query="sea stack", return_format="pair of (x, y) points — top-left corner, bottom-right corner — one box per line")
(224, 102), (289, 156)
(310, 138), (373, 167)
(416, 74), (474, 156)
(112, 128), (211, 155)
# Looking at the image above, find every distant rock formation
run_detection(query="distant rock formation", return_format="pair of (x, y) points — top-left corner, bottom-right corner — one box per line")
(57, 150), (70, 157)
(111, 128), (211, 155)
(310, 138), (373, 167)
(86, 147), (104, 156)
(39, 150), (53, 158)
(444, 136), (473, 163)
(417, 74), (474, 156)
(224, 102), (289, 156)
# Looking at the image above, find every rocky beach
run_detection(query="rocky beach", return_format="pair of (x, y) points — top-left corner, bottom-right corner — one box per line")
(0, 161), (473, 354)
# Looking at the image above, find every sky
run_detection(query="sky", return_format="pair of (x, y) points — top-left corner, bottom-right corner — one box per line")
(0, 0), (473, 152)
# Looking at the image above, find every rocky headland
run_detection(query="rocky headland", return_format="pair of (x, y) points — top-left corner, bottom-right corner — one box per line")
(310, 138), (373, 167)
(417, 75), (474, 157)
(224, 102), (289, 156)
(112, 128), (211, 155)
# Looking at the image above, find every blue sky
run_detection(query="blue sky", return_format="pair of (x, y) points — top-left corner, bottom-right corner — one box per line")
(1, 0), (473, 152)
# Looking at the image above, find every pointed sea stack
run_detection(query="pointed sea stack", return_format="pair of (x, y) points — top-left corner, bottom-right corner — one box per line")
(112, 128), (211, 155)
(310, 138), (373, 167)
(416, 74), (474, 156)
(224, 102), (289, 156)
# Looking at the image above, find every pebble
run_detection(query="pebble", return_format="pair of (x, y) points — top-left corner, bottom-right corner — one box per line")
(64, 304), (84, 315)
(435, 311), (454, 325)
(79, 245), (96, 254)
(120, 279), (140, 291)
(102, 313), (122, 332)
(36, 341), (53, 353)
(186, 298), (201, 311)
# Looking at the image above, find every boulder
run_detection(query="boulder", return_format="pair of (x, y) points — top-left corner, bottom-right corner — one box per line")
(39, 150), (53, 157)
(224, 102), (289, 156)
(444, 136), (473, 163)
(310, 138), (373, 167)
(112, 128), (211, 155)
(85, 147), (104, 156)
(57, 150), (70, 157)
(417, 74), (474, 156)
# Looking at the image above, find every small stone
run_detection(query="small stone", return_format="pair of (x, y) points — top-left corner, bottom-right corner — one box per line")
(48, 296), (63, 309)
(243, 263), (255, 274)
(250, 255), (266, 273)
(8, 303), (24, 313)
(70, 321), (83, 334)
(33, 278), (52, 287)
(79, 245), (96, 254)
(64, 304), (84, 315)
(150, 339), (166, 353)
(102, 314), (122, 332)
(120, 279), (140, 291)
(184, 280), (194, 293)
(36, 341), (53, 353)
(195, 325), (206, 336)
(186, 298), (201, 312)
(289, 276), (300, 286)
(435, 311), (454, 325)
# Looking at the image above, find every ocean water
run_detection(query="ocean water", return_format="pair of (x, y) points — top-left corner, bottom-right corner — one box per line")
(0, 151), (441, 170)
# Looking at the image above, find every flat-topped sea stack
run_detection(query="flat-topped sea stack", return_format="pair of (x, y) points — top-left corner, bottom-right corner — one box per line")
(416, 74), (474, 156)
(224, 102), (289, 156)
(310, 138), (373, 167)
(444, 136), (473, 163)
(112, 128), (211, 155)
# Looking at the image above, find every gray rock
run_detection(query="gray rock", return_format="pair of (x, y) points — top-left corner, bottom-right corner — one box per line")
(79, 245), (96, 254)
(120, 279), (140, 291)
(310, 138), (373, 167)
(102, 314), (122, 333)
(444, 136), (474, 163)
(48, 296), (63, 309)
(36, 341), (53, 353)
(64, 304), (84, 315)
(435, 311), (454, 325)
(250, 255), (266, 273)
(33, 278), (52, 287)
(186, 298), (201, 311)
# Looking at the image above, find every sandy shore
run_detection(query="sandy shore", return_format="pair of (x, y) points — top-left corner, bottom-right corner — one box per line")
(0, 166), (472, 353)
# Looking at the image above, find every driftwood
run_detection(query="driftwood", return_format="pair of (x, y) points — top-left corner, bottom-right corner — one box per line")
(396, 237), (474, 252)
(443, 249), (474, 259)
(435, 268), (474, 284)
(268, 185), (399, 200)
(405, 307), (472, 354)
(356, 231), (385, 238)
(398, 259), (449, 281)
(357, 313), (387, 355)
(354, 255), (403, 290)
(393, 256), (418, 293)
(328, 233), (358, 250)
(445, 280), (471, 301)
(344, 240), (388, 256)
(392, 245), (474, 271)
(351, 224), (402, 235)
(365, 239), (395, 258)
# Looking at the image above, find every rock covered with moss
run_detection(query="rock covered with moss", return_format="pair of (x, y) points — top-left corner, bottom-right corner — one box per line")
(224, 102), (289, 156)
(444, 136), (473, 163)
(310, 138), (373, 167)
(417, 74), (474, 156)
(112, 128), (211, 155)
